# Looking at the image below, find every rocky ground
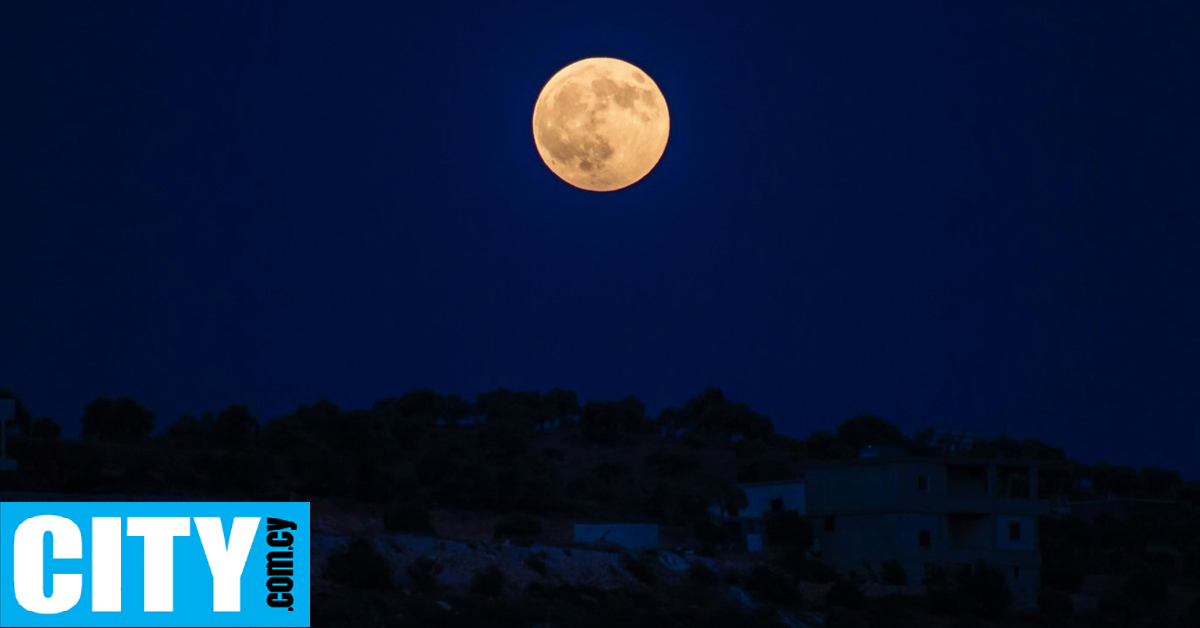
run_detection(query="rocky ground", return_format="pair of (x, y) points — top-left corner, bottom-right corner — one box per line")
(313, 532), (670, 593)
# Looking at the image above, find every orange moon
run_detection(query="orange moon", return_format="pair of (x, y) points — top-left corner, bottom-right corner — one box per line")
(532, 58), (669, 192)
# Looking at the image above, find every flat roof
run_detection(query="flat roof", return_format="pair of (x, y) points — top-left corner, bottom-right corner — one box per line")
(803, 456), (1062, 469)
(738, 478), (805, 488)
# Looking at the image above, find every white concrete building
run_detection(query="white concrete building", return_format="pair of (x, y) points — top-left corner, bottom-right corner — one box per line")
(740, 479), (807, 518)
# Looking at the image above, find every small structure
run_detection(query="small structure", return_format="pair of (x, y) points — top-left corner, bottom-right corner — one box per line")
(740, 479), (808, 519)
(0, 399), (16, 471)
(730, 479), (806, 552)
(574, 523), (659, 550)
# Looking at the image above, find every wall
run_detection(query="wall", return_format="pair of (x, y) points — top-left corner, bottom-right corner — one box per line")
(741, 482), (807, 517)
(816, 512), (944, 581)
(806, 460), (946, 514)
(818, 512), (1041, 608)
(573, 523), (659, 550)
(995, 515), (1037, 551)
(946, 463), (989, 497)
(947, 513), (991, 548)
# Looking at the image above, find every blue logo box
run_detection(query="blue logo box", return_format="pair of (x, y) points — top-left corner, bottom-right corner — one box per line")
(0, 502), (309, 627)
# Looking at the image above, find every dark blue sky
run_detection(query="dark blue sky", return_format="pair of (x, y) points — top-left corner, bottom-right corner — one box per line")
(3, 2), (1198, 477)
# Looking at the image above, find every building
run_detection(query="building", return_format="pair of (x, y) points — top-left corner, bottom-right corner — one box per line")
(805, 456), (1049, 609)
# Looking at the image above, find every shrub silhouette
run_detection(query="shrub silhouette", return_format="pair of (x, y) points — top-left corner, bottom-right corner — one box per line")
(881, 559), (907, 586)
(827, 579), (865, 609)
(763, 511), (813, 548)
(693, 518), (743, 554)
(865, 594), (920, 628)
(327, 539), (392, 589)
(383, 502), (435, 534)
(524, 552), (549, 577)
(30, 417), (61, 439)
(805, 558), (840, 583)
(406, 557), (440, 597)
(1041, 561), (1084, 593)
(1098, 590), (1134, 625)
(925, 561), (1012, 618)
(737, 457), (793, 482)
(493, 513), (542, 545)
(954, 561), (1012, 619)
(622, 552), (658, 585)
(1122, 572), (1168, 606)
(825, 608), (869, 628)
(646, 450), (702, 477)
(688, 561), (719, 586)
(1038, 589), (1073, 623)
(471, 564), (507, 597)
(945, 561), (1012, 619)
(745, 565), (797, 605)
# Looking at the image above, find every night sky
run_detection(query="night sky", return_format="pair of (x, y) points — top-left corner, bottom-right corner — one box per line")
(3, 2), (1198, 477)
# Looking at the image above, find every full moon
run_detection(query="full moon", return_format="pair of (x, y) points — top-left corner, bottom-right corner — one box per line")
(533, 58), (669, 192)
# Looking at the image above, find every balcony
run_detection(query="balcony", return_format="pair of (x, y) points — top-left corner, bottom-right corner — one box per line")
(944, 494), (1051, 515)
(947, 547), (1041, 568)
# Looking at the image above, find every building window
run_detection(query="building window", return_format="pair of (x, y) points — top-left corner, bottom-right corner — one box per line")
(918, 530), (931, 547)
(824, 516), (836, 532)
(1009, 522), (1021, 541)
(917, 475), (929, 492)
(770, 498), (784, 514)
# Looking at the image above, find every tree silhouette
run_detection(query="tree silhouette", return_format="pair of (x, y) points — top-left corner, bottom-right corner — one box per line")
(369, 390), (445, 448)
(477, 388), (546, 432)
(394, 388), (444, 420)
(968, 437), (1066, 461)
(163, 414), (210, 448)
(81, 397), (155, 443)
(835, 414), (906, 451)
(580, 396), (648, 444)
(659, 387), (774, 443)
(0, 390), (35, 437)
(441, 394), (473, 428)
(30, 417), (61, 439)
(803, 430), (856, 460)
(543, 388), (580, 429)
(472, 389), (557, 459)
(213, 405), (258, 448)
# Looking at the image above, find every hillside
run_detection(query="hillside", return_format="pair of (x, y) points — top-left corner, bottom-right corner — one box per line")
(2, 387), (1200, 626)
